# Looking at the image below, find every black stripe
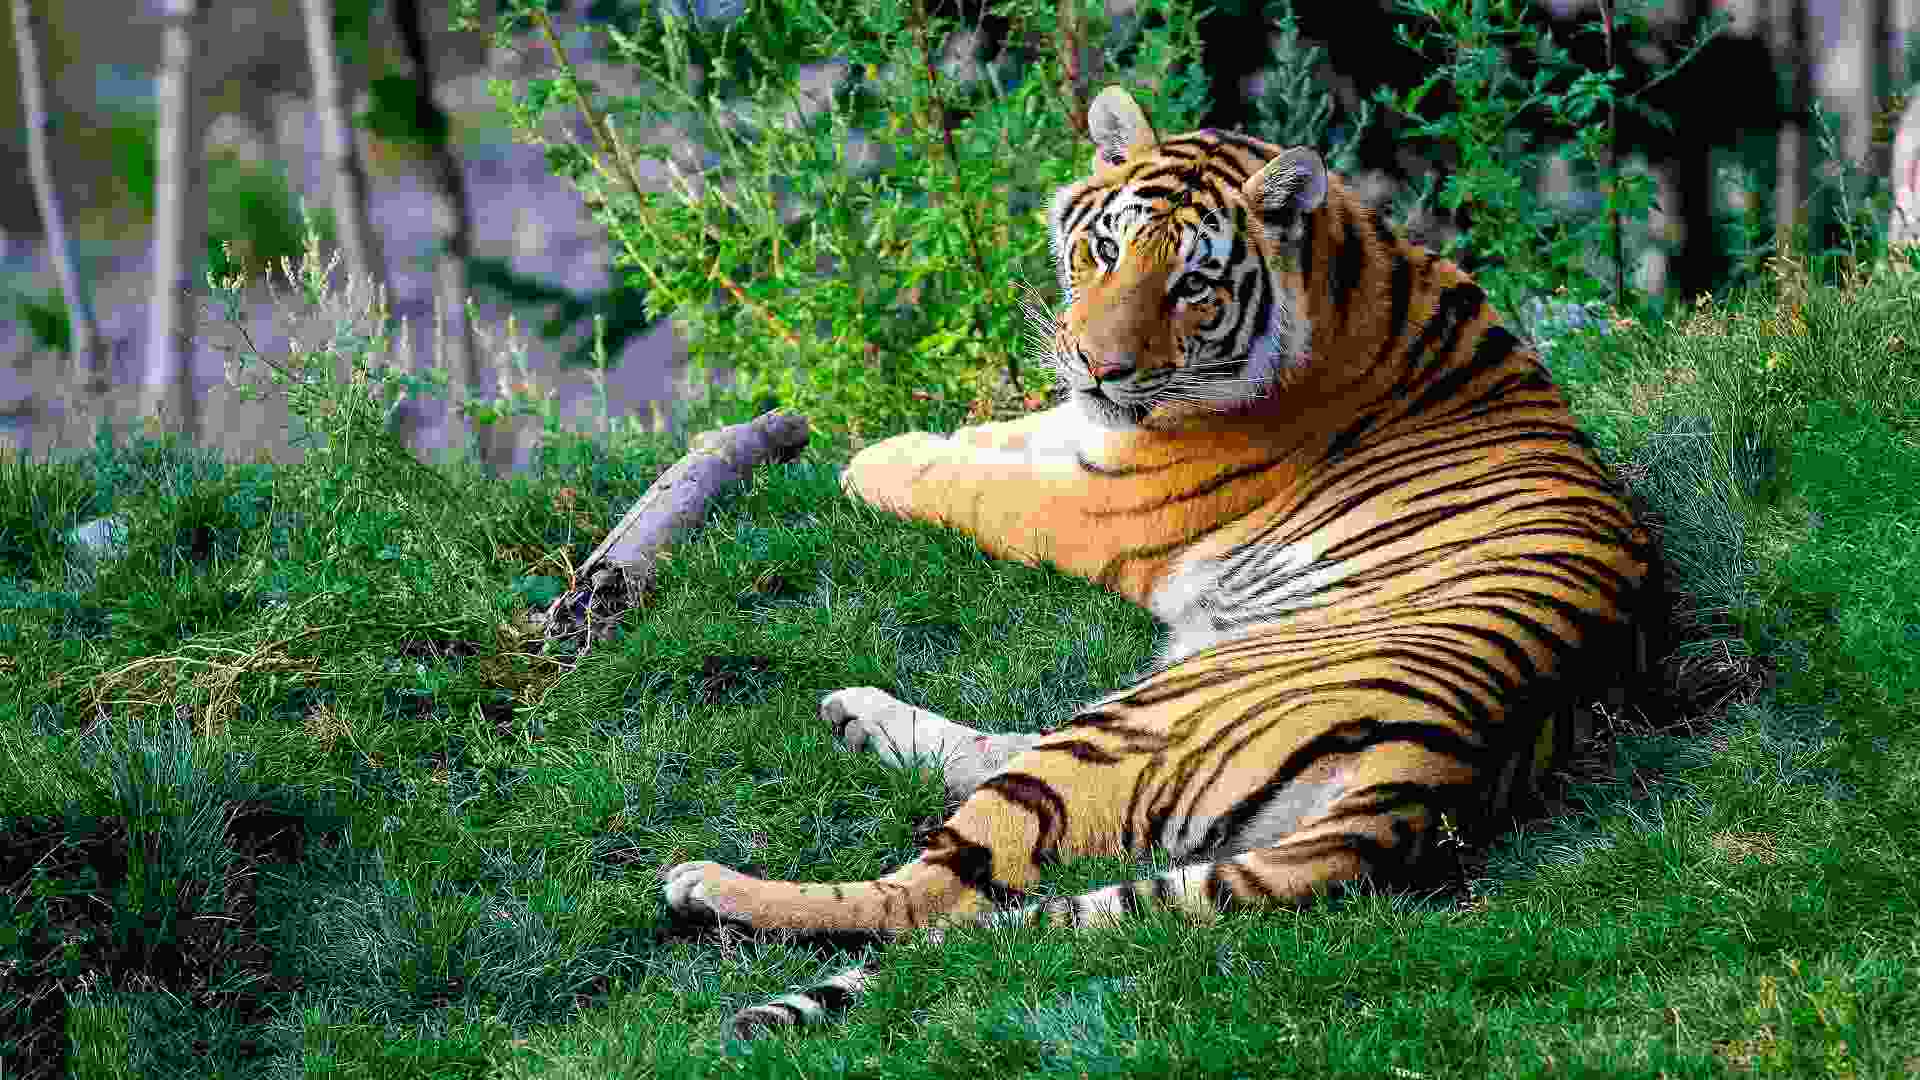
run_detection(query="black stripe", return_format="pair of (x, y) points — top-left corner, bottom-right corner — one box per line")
(1332, 214), (1365, 325)
(978, 772), (1070, 868)
(1204, 866), (1236, 911)
(1400, 281), (1486, 381)
(1204, 129), (1283, 160)
(810, 981), (858, 1013)
(1197, 709), (1496, 854)
(1381, 252), (1413, 362)
(1084, 453), (1290, 518)
(1299, 209), (1316, 279)
(920, 827), (1020, 906)
(1402, 324), (1519, 417)
(1028, 738), (1124, 764)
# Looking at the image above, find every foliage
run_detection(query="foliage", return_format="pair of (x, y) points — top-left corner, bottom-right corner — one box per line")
(359, 72), (455, 146)
(87, 105), (336, 282)
(1, 282), (71, 353)
(1374, 0), (1722, 328)
(1245, 0), (1375, 174)
(202, 152), (341, 278)
(460, 0), (1211, 441)
(466, 254), (658, 371)
(203, 219), (641, 500)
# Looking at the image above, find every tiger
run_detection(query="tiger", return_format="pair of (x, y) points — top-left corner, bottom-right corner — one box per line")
(663, 84), (1666, 1039)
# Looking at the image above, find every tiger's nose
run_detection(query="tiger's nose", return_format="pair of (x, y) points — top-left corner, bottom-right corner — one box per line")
(1088, 356), (1136, 381)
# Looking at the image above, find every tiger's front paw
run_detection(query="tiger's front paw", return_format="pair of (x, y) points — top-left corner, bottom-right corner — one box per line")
(663, 860), (758, 925)
(840, 431), (953, 514)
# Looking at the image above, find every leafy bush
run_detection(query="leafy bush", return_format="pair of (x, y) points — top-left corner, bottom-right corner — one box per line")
(463, 0), (1211, 442)
(1246, 0), (1375, 173)
(1373, 0), (1720, 328)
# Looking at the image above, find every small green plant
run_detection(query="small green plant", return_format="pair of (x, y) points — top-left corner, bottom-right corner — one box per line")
(205, 228), (452, 510)
(203, 213), (645, 502)
(1800, 102), (1898, 282)
(462, 0), (1210, 442)
(202, 154), (340, 278)
(1374, 0), (1722, 327)
(1, 283), (72, 353)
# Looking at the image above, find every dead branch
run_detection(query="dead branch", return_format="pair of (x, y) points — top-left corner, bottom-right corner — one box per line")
(535, 408), (811, 656)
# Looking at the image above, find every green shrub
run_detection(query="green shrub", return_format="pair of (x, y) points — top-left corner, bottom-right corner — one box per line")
(462, 0), (1210, 443)
(1374, 0), (1720, 327)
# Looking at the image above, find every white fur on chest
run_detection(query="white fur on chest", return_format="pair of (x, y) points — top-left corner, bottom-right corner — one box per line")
(1148, 537), (1341, 665)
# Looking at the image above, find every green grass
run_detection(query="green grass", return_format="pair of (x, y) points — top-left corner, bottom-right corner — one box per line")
(4, 251), (1920, 1078)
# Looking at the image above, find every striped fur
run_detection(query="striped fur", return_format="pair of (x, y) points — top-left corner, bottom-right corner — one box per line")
(663, 86), (1664, 1038)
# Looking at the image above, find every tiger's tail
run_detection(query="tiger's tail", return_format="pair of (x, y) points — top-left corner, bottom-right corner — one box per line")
(717, 827), (1391, 1038)
(723, 963), (876, 1039)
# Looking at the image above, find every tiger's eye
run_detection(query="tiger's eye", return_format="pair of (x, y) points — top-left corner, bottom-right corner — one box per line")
(1173, 274), (1211, 301)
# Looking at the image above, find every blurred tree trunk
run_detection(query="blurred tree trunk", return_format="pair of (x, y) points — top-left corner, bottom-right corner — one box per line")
(140, 0), (209, 441)
(11, 0), (108, 392)
(1866, 0), (1895, 182)
(301, 0), (385, 292)
(1668, 0), (1718, 301)
(1892, 93), (1920, 247)
(390, 0), (492, 471)
(1845, 0), (1883, 172)
(1772, 0), (1812, 251)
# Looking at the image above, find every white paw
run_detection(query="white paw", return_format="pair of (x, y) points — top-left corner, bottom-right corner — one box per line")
(663, 860), (731, 919)
(820, 687), (908, 755)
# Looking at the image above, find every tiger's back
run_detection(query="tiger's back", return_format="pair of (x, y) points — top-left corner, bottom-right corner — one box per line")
(664, 86), (1664, 1039)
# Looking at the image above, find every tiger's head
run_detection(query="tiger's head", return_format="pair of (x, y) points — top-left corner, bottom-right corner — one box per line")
(1042, 86), (1328, 429)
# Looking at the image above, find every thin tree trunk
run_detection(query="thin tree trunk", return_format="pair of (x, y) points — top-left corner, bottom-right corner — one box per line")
(12, 0), (107, 391)
(1772, 0), (1812, 251)
(141, 0), (208, 440)
(1868, 0), (1893, 181)
(300, 0), (385, 292)
(390, 0), (490, 472)
(1891, 92), (1920, 248)
(1842, 0), (1879, 172)
(1669, 0), (1718, 302)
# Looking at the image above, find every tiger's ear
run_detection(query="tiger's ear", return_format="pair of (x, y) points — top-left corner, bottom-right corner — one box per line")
(1244, 147), (1329, 230)
(1087, 86), (1158, 171)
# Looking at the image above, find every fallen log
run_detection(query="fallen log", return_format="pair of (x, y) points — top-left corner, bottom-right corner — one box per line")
(535, 408), (811, 656)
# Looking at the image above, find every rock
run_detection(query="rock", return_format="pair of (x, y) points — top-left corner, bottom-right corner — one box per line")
(65, 513), (130, 566)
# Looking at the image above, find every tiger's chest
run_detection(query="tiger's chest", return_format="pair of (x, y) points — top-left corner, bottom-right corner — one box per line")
(1147, 541), (1336, 665)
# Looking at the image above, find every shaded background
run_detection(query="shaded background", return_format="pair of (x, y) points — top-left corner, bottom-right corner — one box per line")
(1, 0), (1915, 468)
